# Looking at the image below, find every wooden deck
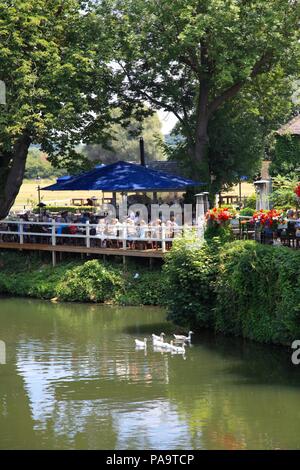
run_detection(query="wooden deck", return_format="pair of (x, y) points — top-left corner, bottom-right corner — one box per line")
(0, 241), (165, 259)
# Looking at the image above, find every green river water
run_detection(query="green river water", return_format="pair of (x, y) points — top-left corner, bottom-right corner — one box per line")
(0, 297), (300, 450)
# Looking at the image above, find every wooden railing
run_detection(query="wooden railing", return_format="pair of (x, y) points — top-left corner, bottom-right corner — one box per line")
(0, 220), (199, 253)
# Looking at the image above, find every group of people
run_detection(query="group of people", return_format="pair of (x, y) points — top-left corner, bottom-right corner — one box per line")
(4, 210), (181, 250)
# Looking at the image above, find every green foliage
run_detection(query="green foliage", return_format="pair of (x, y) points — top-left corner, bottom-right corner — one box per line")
(99, 0), (300, 180)
(56, 260), (122, 303)
(0, 252), (71, 298)
(270, 175), (299, 208)
(204, 223), (234, 243)
(0, 0), (116, 216)
(270, 134), (300, 178)
(163, 235), (220, 328)
(115, 270), (166, 306)
(214, 241), (300, 345)
(163, 237), (300, 345)
(239, 207), (255, 217)
(83, 110), (164, 164)
(244, 194), (257, 209)
(25, 148), (66, 180)
(0, 253), (164, 306)
(0, 0), (114, 158)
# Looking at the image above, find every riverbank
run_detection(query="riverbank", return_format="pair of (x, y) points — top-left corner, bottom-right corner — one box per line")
(164, 237), (300, 346)
(1, 238), (299, 346)
(0, 252), (165, 306)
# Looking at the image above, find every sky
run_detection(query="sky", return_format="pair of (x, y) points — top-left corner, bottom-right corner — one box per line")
(157, 110), (178, 135)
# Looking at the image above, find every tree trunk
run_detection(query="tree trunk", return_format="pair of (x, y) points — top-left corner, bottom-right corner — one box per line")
(193, 80), (210, 181)
(195, 79), (210, 161)
(0, 134), (31, 219)
(194, 116), (209, 165)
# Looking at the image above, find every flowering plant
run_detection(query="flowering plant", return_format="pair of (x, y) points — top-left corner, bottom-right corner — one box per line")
(251, 209), (284, 230)
(205, 207), (233, 224)
(204, 207), (234, 242)
(295, 183), (300, 198)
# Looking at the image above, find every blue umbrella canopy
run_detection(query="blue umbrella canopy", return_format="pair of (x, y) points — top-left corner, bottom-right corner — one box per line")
(42, 161), (203, 192)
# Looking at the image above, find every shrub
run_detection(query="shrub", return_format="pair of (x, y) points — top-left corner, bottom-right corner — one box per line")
(163, 235), (220, 328)
(56, 260), (123, 302)
(163, 238), (300, 345)
(239, 207), (255, 217)
(270, 175), (299, 208)
(204, 223), (234, 243)
(116, 270), (165, 306)
(214, 241), (300, 344)
(244, 194), (256, 209)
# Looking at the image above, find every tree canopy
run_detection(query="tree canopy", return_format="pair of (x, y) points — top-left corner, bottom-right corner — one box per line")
(24, 148), (66, 179)
(99, 0), (300, 181)
(0, 0), (114, 217)
(1, 0), (300, 217)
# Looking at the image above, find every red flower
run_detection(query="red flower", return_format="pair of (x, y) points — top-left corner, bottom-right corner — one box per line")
(251, 209), (283, 227)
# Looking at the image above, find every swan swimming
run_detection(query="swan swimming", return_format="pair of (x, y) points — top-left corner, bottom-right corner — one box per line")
(135, 338), (147, 349)
(152, 333), (165, 342)
(173, 331), (194, 342)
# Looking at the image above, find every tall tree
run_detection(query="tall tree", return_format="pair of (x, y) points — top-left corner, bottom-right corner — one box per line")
(168, 66), (297, 193)
(99, 0), (300, 180)
(0, 0), (114, 218)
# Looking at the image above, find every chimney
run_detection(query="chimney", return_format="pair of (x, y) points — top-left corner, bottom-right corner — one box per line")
(139, 137), (146, 166)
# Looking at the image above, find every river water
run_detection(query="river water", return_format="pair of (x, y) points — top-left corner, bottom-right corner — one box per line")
(0, 297), (300, 450)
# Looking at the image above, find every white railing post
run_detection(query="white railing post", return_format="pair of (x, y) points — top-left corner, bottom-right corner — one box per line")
(122, 223), (127, 250)
(161, 224), (166, 253)
(19, 221), (24, 244)
(86, 221), (90, 248)
(51, 219), (56, 246)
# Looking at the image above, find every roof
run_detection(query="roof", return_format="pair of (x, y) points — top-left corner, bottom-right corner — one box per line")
(42, 160), (203, 192)
(277, 115), (300, 136)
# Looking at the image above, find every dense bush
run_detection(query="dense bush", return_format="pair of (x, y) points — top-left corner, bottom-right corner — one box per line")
(163, 235), (220, 328)
(204, 223), (234, 243)
(56, 260), (122, 302)
(244, 194), (257, 209)
(214, 241), (300, 344)
(270, 175), (298, 209)
(0, 253), (164, 306)
(115, 270), (166, 306)
(163, 237), (300, 345)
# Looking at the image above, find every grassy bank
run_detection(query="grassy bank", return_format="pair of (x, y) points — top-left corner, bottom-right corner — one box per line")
(0, 252), (165, 306)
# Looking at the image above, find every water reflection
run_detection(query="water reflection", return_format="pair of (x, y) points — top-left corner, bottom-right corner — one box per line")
(0, 298), (300, 449)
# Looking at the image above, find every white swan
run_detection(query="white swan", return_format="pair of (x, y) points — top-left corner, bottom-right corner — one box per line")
(158, 340), (174, 351)
(135, 338), (147, 349)
(171, 342), (186, 354)
(152, 333), (165, 342)
(173, 331), (194, 342)
(153, 338), (164, 347)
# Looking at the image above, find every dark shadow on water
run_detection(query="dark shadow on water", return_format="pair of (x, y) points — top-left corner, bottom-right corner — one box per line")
(122, 321), (175, 336)
(197, 329), (300, 388)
